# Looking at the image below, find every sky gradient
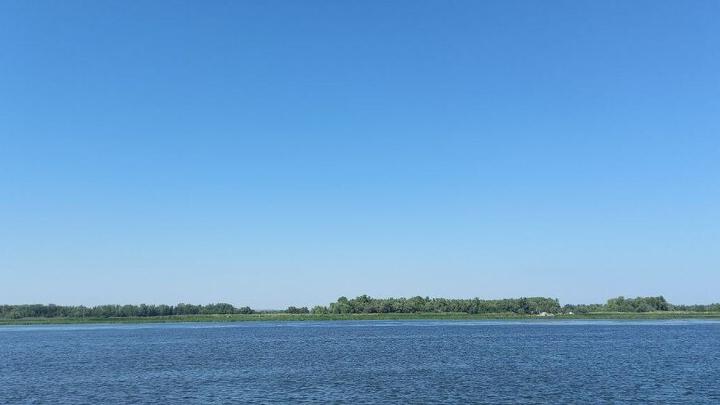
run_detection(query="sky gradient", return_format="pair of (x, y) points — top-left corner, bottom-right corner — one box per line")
(1, 1), (719, 308)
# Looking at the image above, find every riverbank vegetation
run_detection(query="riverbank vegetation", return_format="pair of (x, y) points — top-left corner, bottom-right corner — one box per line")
(0, 303), (254, 319)
(2, 295), (719, 324)
(2, 311), (720, 326)
(311, 295), (561, 315)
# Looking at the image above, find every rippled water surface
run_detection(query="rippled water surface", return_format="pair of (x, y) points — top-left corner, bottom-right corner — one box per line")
(2, 320), (720, 403)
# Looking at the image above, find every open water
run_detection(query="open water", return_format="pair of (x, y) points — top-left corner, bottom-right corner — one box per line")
(1, 320), (719, 403)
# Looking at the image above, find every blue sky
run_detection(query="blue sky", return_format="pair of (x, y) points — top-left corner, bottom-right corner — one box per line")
(1, 1), (718, 307)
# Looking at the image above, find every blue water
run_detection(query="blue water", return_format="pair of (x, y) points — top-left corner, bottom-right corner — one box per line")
(1, 320), (719, 404)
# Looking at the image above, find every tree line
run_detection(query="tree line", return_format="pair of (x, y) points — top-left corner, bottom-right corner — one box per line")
(310, 295), (720, 315)
(2, 295), (719, 319)
(563, 296), (720, 313)
(0, 303), (254, 319)
(310, 295), (562, 315)
(563, 296), (672, 314)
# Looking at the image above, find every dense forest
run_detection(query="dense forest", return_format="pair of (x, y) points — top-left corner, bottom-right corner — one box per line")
(1, 295), (719, 319)
(310, 295), (561, 315)
(311, 295), (719, 314)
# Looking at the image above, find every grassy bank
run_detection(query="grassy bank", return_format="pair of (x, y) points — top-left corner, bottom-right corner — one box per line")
(3, 311), (720, 325)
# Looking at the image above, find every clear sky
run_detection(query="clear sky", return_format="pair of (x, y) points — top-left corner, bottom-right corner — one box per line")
(1, 1), (718, 308)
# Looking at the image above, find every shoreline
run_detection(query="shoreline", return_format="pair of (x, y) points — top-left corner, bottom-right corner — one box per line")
(3, 311), (720, 326)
